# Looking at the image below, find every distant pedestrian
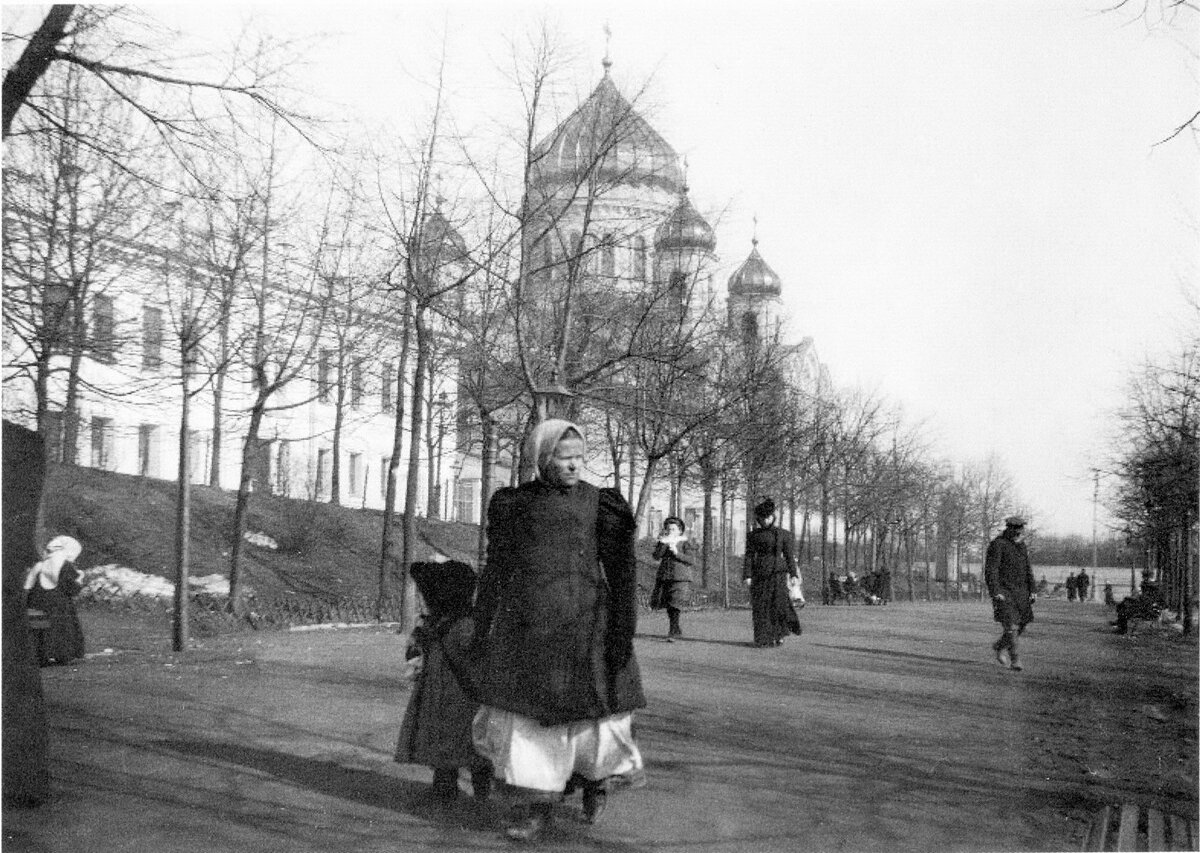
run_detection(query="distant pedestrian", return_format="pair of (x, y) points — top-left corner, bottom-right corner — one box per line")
(395, 560), (491, 802)
(1065, 572), (1077, 602)
(23, 535), (85, 666)
(1075, 569), (1090, 602)
(743, 499), (802, 647)
(471, 419), (645, 843)
(650, 516), (693, 640)
(825, 573), (844, 604)
(984, 516), (1036, 672)
(1103, 583), (1115, 608)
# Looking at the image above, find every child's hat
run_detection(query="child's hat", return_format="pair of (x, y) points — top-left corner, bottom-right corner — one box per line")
(410, 559), (477, 614)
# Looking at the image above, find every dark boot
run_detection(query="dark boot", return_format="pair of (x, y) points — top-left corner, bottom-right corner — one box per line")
(470, 766), (492, 802)
(667, 608), (682, 638)
(581, 781), (608, 825)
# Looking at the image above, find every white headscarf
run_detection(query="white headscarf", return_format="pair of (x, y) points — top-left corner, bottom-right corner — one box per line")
(525, 418), (585, 483)
(24, 535), (83, 591)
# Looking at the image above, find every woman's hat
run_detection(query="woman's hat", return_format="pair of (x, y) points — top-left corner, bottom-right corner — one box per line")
(663, 515), (685, 532)
(754, 498), (776, 519)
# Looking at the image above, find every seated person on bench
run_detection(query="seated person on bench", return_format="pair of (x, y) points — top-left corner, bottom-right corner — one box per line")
(1114, 570), (1164, 634)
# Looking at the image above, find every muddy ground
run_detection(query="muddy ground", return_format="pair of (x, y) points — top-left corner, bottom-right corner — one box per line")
(3, 598), (1196, 853)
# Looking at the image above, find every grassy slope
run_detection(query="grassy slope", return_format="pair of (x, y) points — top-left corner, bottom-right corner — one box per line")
(40, 465), (670, 604)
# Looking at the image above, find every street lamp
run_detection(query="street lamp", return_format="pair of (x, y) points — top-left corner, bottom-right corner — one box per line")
(532, 382), (574, 422)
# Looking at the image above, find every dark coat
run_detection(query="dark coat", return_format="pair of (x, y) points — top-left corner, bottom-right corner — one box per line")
(744, 525), (800, 645)
(650, 539), (692, 610)
(473, 480), (645, 727)
(395, 615), (485, 770)
(2, 421), (50, 806)
(984, 531), (1035, 628)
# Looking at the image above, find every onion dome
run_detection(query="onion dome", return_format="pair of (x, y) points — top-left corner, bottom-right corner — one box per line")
(529, 64), (684, 194)
(418, 207), (468, 267)
(728, 238), (782, 297)
(655, 188), (716, 252)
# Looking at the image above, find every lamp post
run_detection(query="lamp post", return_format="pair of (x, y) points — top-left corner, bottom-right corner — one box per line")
(532, 382), (574, 422)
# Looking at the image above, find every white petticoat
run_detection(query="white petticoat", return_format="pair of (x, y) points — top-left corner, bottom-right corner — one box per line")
(472, 705), (644, 793)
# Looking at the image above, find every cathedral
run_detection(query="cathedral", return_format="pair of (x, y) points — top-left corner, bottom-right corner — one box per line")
(3, 54), (824, 559)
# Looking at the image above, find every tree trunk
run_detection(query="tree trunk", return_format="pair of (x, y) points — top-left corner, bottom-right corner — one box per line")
(632, 454), (663, 529)
(2, 4), (75, 137)
(174, 365), (191, 652)
(209, 313), (229, 487)
(228, 402), (266, 617)
(330, 353), (346, 505)
(476, 409), (495, 572)
(378, 292), (412, 621)
(400, 303), (431, 634)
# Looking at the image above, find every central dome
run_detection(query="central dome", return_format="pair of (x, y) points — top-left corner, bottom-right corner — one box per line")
(529, 73), (684, 194)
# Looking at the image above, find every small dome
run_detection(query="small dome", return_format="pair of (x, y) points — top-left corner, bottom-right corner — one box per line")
(655, 190), (716, 252)
(728, 240), (781, 297)
(529, 74), (684, 194)
(418, 209), (468, 268)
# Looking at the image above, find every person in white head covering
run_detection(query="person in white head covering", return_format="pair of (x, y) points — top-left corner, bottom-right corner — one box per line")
(24, 536), (86, 665)
(471, 418), (646, 843)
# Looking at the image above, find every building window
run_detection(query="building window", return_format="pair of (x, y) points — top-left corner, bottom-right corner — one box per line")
(142, 306), (163, 369)
(634, 236), (647, 282)
(275, 440), (291, 495)
(92, 294), (115, 362)
(454, 478), (479, 524)
(137, 424), (160, 477)
(601, 235), (615, 278)
(381, 362), (393, 413)
(351, 359), (364, 409)
(317, 349), (333, 403)
(316, 448), (331, 499)
(90, 416), (113, 470)
(348, 452), (363, 495)
(380, 456), (391, 499)
(741, 311), (759, 347)
(44, 410), (65, 463)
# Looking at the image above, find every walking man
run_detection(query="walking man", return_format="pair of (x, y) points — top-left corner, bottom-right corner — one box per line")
(985, 516), (1036, 671)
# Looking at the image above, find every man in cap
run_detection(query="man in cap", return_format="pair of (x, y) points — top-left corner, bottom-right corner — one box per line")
(984, 516), (1036, 671)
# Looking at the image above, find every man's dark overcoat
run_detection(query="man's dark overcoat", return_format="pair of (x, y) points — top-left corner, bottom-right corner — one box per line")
(984, 530), (1035, 628)
(473, 479), (645, 727)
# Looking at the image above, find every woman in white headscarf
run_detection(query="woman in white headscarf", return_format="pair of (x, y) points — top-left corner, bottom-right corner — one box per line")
(471, 419), (646, 843)
(24, 535), (85, 665)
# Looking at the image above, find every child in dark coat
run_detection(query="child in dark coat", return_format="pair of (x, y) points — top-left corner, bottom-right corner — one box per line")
(395, 560), (491, 800)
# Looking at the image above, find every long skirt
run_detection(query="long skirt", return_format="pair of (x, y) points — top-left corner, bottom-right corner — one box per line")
(25, 587), (84, 665)
(750, 573), (800, 646)
(473, 706), (645, 799)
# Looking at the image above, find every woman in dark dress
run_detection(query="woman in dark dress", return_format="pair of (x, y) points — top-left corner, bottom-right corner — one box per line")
(650, 516), (692, 640)
(472, 418), (646, 843)
(23, 535), (85, 666)
(742, 499), (801, 647)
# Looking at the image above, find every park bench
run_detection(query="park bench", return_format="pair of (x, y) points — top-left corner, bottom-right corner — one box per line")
(1083, 803), (1198, 851)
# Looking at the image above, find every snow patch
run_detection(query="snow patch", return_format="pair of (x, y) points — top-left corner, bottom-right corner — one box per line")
(80, 565), (231, 601)
(243, 531), (278, 550)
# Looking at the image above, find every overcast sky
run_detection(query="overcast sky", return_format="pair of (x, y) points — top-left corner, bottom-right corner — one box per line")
(11, 1), (1197, 538)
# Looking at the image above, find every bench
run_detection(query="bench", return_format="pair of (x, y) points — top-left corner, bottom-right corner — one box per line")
(1083, 803), (1198, 851)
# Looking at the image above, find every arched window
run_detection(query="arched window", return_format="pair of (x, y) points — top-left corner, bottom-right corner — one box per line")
(741, 311), (759, 347)
(601, 234), (615, 278)
(633, 235), (647, 282)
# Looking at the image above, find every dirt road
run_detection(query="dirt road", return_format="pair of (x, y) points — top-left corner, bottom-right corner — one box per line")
(4, 599), (1196, 853)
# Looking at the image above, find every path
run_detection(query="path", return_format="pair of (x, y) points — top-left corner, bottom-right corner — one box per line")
(3, 599), (1195, 852)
